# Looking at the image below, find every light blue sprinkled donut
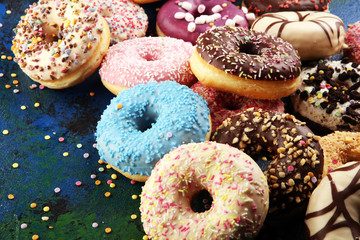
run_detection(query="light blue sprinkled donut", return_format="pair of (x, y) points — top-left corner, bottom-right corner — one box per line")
(95, 81), (210, 179)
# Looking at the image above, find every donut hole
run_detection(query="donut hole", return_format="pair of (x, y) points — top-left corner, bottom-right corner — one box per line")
(133, 108), (159, 132)
(138, 49), (161, 62)
(190, 189), (213, 213)
(42, 24), (60, 44)
(239, 41), (261, 55)
(217, 92), (244, 110)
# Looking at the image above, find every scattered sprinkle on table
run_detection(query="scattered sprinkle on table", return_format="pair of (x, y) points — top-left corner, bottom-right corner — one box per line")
(44, 135), (51, 140)
(20, 223), (27, 229)
(54, 187), (61, 193)
(32, 235), (39, 240)
(6, 10), (11, 14)
(131, 214), (137, 220)
(83, 153), (89, 158)
(20, 106), (27, 110)
(105, 227), (112, 234)
(58, 137), (65, 142)
(8, 194), (14, 200)
(92, 222), (98, 228)
(75, 181), (82, 186)
(12, 163), (19, 168)
(95, 180), (101, 185)
(111, 174), (117, 180)
(109, 183), (116, 188)
(76, 143), (82, 148)
(63, 152), (69, 157)
(2, 129), (9, 135)
(43, 206), (50, 212)
(30, 203), (37, 208)
(132, 195), (138, 200)
(104, 192), (111, 198)
(34, 102), (40, 108)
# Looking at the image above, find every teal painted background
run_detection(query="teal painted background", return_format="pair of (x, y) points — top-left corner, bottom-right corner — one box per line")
(0, 0), (358, 239)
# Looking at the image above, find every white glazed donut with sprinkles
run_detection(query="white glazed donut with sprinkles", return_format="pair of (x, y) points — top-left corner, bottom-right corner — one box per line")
(11, 0), (110, 89)
(140, 142), (269, 239)
(83, 0), (148, 45)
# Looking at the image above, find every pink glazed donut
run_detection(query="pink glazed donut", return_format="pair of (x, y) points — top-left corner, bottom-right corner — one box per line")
(191, 82), (285, 132)
(345, 21), (360, 63)
(156, 0), (249, 44)
(99, 37), (196, 95)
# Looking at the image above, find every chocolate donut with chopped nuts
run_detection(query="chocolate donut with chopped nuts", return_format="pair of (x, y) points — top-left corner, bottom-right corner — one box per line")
(291, 58), (360, 134)
(211, 108), (324, 214)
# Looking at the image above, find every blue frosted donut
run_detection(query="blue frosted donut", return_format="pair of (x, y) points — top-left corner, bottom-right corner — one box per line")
(95, 81), (211, 181)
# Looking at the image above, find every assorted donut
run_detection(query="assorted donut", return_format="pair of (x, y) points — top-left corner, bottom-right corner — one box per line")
(251, 11), (346, 60)
(190, 26), (302, 100)
(211, 108), (324, 214)
(10, 0), (360, 238)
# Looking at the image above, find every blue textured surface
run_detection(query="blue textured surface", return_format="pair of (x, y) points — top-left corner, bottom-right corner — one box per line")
(0, 0), (358, 239)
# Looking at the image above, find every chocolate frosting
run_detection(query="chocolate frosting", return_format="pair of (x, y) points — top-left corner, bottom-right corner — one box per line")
(212, 108), (324, 213)
(196, 26), (301, 82)
(244, 0), (331, 16)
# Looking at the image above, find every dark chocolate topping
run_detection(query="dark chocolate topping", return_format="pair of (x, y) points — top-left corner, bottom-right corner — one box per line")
(244, 0), (330, 16)
(211, 108), (324, 213)
(292, 59), (360, 131)
(305, 162), (360, 240)
(196, 26), (301, 81)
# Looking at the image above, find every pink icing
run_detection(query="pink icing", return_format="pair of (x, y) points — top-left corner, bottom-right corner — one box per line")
(191, 82), (285, 132)
(157, 0), (249, 44)
(99, 37), (196, 88)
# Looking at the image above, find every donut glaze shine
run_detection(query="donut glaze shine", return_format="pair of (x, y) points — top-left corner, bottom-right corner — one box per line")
(156, 0), (249, 44)
(244, 0), (330, 16)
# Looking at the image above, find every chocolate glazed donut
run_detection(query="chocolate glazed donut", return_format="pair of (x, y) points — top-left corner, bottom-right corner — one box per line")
(244, 0), (330, 16)
(211, 108), (324, 214)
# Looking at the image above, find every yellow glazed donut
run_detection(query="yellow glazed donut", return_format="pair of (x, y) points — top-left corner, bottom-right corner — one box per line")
(251, 11), (346, 61)
(12, 0), (110, 89)
(140, 142), (269, 239)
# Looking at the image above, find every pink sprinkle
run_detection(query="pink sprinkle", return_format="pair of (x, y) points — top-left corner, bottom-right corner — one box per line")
(107, 180), (112, 185)
(166, 132), (172, 138)
(58, 137), (65, 142)
(288, 165), (294, 172)
(299, 140), (306, 145)
(131, 180), (136, 184)
(75, 181), (82, 186)
(39, 84), (45, 90)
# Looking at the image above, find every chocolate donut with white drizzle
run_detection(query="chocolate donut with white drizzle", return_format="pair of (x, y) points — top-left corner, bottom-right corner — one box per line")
(251, 11), (346, 60)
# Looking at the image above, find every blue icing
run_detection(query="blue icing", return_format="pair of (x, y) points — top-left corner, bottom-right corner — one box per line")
(95, 81), (210, 176)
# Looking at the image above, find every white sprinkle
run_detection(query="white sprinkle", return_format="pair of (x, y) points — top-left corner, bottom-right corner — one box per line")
(185, 12), (194, 22)
(233, 15), (245, 25)
(225, 19), (236, 27)
(211, 5), (223, 13)
(92, 222), (99, 228)
(13, 89), (19, 94)
(42, 216), (49, 221)
(174, 12), (185, 19)
(195, 16), (206, 24)
(54, 187), (61, 193)
(20, 223), (27, 229)
(90, 174), (97, 179)
(242, 6), (249, 14)
(246, 13), (255, 21)
(198, 4), (206, 13)
(187, 22), (196, 32)
(83, 153), (90, 158)
(180, 1), (192, 11)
